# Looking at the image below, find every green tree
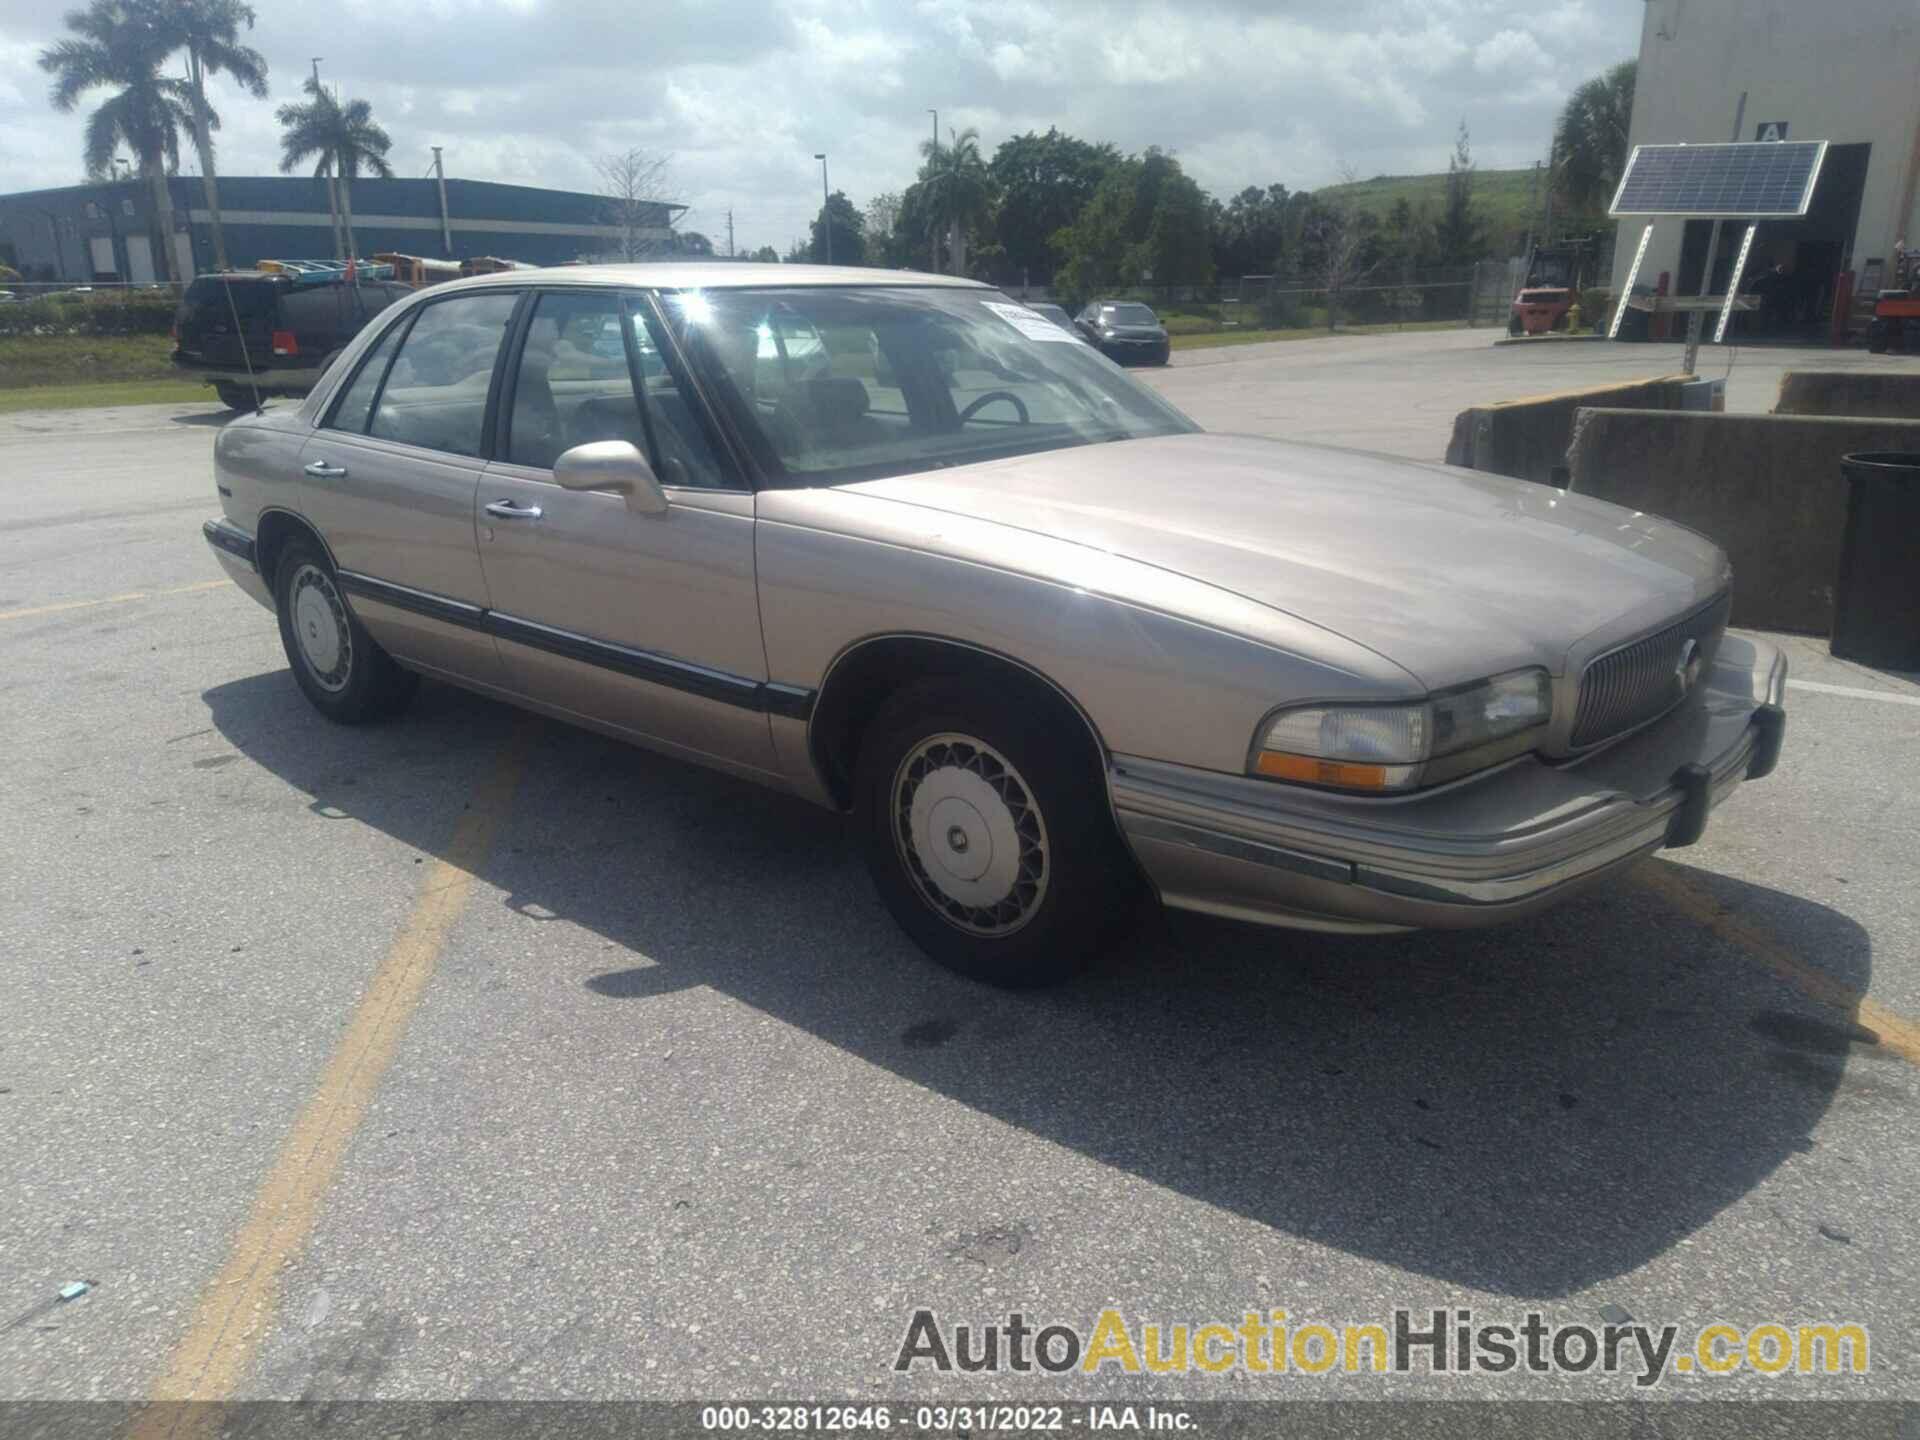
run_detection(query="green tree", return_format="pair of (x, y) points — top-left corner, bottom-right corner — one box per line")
(1053, 148), (1213, 300)
(39, 0), (192, 282)
(1552, 60), (1636, 215)
(151, 0), (267, 272)
(864, 191), (902, 262)
(1384, 195), (1436, 272)
(917, 127), (994, 274)
(1210, 183), (1290, 276)
(276, 76), (394, 264)
(987, 128), (1117, 286)
(809, 190), (866, 266)
(748, 244), (780, 263)
(1433, 121), (1487, 265)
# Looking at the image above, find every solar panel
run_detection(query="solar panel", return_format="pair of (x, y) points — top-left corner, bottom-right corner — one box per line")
(1609, 141), (1828, 218)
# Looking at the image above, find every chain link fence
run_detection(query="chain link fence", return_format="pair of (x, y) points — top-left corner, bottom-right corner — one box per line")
(1012, 264), (1538, 336)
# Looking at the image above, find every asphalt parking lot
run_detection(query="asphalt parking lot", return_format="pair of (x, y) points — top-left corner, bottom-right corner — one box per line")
(4, 330), (1919, 1427)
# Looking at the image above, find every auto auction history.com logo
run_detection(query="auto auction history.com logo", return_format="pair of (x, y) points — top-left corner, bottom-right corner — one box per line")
(892, 1308), (1869, 1388)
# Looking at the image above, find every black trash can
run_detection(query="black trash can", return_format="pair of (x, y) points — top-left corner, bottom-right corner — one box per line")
(1830, 452), (1920, 669)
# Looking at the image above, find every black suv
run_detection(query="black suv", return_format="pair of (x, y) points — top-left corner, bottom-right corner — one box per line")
(1074, 300), (1171, 365)
(173, 272), (412, 409)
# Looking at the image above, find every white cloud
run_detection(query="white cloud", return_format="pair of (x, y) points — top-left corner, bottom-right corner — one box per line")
(0, 0), (1645, 252)
(1473, 27), (1554, 75)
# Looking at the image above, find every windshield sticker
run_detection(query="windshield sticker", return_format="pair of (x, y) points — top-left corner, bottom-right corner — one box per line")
(982, 300), (1082, 343)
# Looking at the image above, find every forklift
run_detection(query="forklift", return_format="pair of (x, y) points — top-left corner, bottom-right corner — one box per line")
(1507, 235), (1597, 336)
(1866, 240), (1917, 354)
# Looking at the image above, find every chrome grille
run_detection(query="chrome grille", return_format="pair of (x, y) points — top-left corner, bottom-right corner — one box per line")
(1571, 593), (1731, 748)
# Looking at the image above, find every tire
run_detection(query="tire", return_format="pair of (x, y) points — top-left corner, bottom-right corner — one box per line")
(273, 540), (419, 723)
(1507, 315), (1524, 337)
(854, 677), (1138, 987)
(213, 381), (255, 410)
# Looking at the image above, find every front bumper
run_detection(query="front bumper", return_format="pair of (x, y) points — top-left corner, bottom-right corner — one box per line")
(1112, 631), (1787, 933)
(1098, 337), (1171, 364)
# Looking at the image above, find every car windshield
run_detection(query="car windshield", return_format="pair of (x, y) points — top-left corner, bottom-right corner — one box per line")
(662, 286), (1196, 487)
(1099, 303), (1158, 325)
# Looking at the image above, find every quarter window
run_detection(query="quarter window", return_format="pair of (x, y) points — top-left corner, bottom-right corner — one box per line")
(366, 292), (519, 457)
(324, 314), (408, 434)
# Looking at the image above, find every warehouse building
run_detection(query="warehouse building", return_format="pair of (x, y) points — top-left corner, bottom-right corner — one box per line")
(0, 174), (685, 283)
(1612, 0), (1920, 314)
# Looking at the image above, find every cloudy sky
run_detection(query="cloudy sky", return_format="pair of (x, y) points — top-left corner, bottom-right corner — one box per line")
(0, 0), (1642, 253)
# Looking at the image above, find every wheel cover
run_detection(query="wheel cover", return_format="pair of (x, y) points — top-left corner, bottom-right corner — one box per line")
(290, 563), (352, 693)
(892, 732), (1049, 937)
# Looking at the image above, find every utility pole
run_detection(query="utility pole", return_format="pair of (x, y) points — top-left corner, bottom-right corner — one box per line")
(430, 146), (451, 256)
(727, 209), (735, 258)
(814, 153), (831, 265)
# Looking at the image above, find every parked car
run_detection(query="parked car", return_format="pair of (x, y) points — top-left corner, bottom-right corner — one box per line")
(173, 271), (412, 410)
(1025, 301), (1077, 333)
(1075, 299), (1171, 364)
(201, 263), (1785, 987)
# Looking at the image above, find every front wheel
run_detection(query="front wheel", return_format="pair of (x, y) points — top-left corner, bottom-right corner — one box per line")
(274, 540), (418, 723)
(855, 679), (1139, 987)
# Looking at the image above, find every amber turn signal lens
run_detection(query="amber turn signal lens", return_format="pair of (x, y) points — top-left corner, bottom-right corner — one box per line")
(1254, 751), (1390, 789)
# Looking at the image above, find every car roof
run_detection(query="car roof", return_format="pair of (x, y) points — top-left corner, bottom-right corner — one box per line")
(430, 262), (994, 295)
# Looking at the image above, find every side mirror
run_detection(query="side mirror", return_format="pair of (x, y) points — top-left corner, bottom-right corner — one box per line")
(552, 439), (668, 515)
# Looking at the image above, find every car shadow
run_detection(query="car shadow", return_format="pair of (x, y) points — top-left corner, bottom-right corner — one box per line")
(170, 409), (246, 428)
(203, 671), (1877, 1299)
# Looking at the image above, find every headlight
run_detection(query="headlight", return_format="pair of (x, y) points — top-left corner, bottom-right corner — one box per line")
(1252, 668), (1552, 792)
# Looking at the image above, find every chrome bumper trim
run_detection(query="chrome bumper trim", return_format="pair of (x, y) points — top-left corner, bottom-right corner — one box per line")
(1111, 634), (1784, 927)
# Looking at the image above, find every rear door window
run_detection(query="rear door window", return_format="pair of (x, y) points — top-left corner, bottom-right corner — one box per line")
(366, 293), (519, 457)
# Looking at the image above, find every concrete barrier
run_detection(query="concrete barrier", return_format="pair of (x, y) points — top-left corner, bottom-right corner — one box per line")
(1445, 376), (1694, 486)
(1774, 370), (1920, 418)
(1567, 408), (1920, 634)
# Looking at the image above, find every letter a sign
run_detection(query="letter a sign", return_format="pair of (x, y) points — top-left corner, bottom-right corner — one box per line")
(1755, 122), (1789, 142)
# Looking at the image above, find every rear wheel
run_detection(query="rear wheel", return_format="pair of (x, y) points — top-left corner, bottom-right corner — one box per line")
(855, 678), (1137, 987)
(273, 540), (418, 723)
(213, 381), (255, 410)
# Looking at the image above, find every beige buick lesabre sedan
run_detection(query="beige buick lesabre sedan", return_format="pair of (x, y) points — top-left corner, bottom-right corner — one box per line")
(203, 264), (1785, 986)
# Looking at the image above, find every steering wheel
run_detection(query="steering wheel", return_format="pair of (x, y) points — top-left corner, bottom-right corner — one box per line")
(959, 390), (1030, 425)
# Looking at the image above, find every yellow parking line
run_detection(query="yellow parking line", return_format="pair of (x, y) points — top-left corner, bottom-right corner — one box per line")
(127, 719), (534, 1436)
(0, 579), (231, 622)
(1639, 863), (1920, 1066)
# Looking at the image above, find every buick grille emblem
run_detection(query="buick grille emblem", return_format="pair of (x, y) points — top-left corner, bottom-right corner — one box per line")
(1675, 637), (1702, 696)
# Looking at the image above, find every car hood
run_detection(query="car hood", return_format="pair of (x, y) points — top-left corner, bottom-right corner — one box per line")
(838, 432), (1730, 688)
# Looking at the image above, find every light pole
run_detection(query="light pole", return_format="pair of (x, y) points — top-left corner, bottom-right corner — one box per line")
(921, 109), (936, 272)
(813, 153), (831, 265)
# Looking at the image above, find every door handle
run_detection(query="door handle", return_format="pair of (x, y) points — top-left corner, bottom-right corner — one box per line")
(304, 460), (348, 478)
(484, 499), (543, 520)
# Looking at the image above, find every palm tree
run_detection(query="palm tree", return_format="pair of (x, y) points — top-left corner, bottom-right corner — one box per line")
(40, 0), (193, 283)
(918, 127), (993, 275)
(151, 0), (268, 272)
(276, 77), (394, 264)
(1552, 60), (1637, 215)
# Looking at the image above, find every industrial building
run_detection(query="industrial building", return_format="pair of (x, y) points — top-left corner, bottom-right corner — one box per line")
(0, 174), (685, 283)
(1611, 0), (1920, 315)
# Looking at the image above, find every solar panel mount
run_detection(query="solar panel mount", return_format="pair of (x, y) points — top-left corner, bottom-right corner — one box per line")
(1608, 141), (1828, 218)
